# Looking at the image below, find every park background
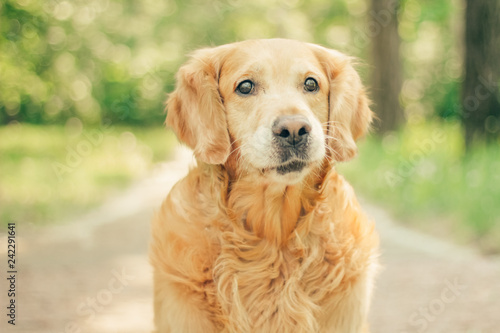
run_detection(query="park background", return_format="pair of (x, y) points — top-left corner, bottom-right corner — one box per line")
(1, 0), (500, 332)
(1, 0), (498, 253)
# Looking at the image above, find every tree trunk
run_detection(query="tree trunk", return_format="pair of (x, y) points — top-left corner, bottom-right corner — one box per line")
(370, 0), (403, 134)
(462, 0), (500, 148)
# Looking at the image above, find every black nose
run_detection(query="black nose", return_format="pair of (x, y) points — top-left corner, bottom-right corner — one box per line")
(272, 115), (311, 147)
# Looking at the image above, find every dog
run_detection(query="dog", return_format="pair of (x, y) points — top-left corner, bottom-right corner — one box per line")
(150, 39), (379, 333)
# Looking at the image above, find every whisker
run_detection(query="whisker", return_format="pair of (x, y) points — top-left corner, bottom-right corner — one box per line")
(321, 121), (342, 127)
(321, 120), (342, 125)
(323, 133), (343, 143)
(324, 144), (341, 162)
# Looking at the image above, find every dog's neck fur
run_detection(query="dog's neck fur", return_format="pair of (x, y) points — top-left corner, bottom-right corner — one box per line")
(208, 156), (333, 246)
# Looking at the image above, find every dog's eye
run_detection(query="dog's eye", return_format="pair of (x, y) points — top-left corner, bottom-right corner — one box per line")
(304, 78), (319, 92)
(236, 80), (254, 95)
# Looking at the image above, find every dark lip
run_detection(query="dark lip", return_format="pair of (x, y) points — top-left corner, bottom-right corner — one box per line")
(275, 160), (307, 175)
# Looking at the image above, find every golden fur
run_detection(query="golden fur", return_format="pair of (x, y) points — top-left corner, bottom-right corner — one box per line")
(150, 39), (379, 333)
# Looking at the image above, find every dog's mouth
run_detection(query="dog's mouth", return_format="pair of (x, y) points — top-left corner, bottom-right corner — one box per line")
(274, 160), (307, 175)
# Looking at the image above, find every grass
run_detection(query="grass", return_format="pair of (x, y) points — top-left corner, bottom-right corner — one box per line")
(0, 123), (176, 226)
(338, 120), (500, 254)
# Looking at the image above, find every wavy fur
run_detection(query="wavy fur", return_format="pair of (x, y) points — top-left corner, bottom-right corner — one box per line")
(150, 39), (379, 333)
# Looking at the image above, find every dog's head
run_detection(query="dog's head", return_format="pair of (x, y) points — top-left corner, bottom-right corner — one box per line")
(167, 39), (372, 184)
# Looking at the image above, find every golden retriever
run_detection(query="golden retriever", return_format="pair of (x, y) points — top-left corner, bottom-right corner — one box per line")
(150, 39), (379, 333)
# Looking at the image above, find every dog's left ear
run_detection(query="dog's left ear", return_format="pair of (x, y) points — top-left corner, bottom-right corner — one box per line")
(166, 46), (231, 164)
(312, 46), (373, 162)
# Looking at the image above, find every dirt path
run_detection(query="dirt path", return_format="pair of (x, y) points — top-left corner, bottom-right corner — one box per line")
(1, 147), (499, 333)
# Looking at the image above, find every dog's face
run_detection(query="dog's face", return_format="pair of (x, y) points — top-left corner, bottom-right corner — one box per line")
(167, 39), (372, 184)
(218, 41), (329, 183)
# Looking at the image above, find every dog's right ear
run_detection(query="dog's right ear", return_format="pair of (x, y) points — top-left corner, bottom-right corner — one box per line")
(166, 47), (231, 165)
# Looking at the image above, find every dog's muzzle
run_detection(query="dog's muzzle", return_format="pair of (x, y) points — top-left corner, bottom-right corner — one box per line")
(271, 115), (312, 173)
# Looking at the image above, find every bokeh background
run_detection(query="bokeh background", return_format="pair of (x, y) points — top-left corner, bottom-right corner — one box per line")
(1, 0), (499, 255)
(1, 1), (500, 332)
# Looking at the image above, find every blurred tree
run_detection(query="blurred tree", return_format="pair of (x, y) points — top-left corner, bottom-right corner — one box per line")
(370, 0), (403, 134)
(462, 0), (500, 147)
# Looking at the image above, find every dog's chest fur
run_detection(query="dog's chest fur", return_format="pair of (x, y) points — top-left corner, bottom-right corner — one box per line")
(213, 232), (352, 332)
(199, 173), (372, 332)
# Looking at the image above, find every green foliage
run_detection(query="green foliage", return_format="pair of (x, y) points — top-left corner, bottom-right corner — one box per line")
(398, 0), (464, 124)
(0, 0), (486, 127)
(0, 0), (363, 126)
(436, 81), (461, 119)
(0, 0), (472, 126)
